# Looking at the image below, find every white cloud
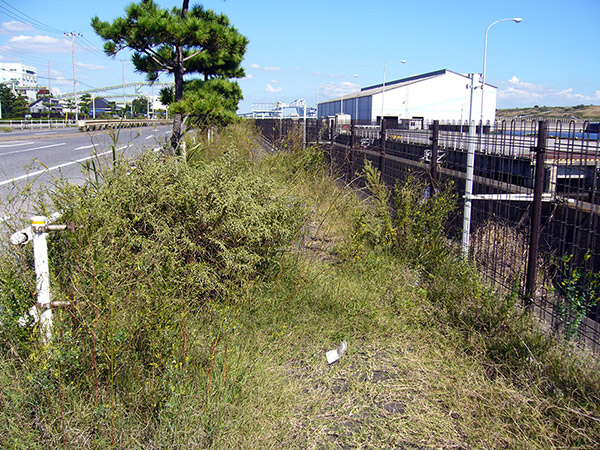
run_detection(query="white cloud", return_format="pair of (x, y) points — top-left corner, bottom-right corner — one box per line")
(52, 71), (71, 86)
(250, 63), (281, 72)
(76, 62), (108, 71)
(265, 84), (282, 93)
(270, 79), (279, 84)
(2, 35), (71, 54)
(498, 76), (600, 106)
(0, 21), (34, 35)
(54, 77), (71, 86)
(316, 81), (361, 101)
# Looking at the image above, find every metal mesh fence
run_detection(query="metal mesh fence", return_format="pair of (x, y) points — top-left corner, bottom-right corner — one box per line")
(252, 117), (600, 352)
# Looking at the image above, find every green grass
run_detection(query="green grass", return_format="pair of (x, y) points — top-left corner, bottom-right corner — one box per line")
(0, 122), (599, 449)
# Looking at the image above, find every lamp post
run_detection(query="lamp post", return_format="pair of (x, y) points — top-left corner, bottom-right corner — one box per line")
(479, 17), (522, 125)
(462, 17), (522, 258)
(381, 60), (406, 123)
(316, 83), (331, 118)
(340, 74), (358, 115)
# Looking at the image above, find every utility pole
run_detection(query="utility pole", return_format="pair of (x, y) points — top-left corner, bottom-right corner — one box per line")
(65, 32), (81, 121)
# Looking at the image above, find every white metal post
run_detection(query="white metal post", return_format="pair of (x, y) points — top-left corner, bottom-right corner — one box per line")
(303, 103), (307, 150)
(31, 216), (52, 343)
(461, 74), (478, 257)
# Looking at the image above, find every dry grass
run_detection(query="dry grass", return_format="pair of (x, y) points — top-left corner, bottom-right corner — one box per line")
(497, 105), (600, 120)
(2, 125), (600, 449)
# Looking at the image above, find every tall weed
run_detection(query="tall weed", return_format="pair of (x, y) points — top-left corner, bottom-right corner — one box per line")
(0, 137), (306, 445)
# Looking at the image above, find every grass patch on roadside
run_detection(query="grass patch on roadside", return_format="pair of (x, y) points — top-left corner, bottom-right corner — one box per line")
(0, 122), (599, 449)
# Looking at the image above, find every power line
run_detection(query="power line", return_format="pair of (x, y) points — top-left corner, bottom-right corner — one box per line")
(0, 49), (72, 70)
(76, 35), (107, 58)
(0, 0), (64, 34)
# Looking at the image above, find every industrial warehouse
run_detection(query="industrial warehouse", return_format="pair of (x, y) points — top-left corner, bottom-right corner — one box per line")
(317, 69), (498, 126)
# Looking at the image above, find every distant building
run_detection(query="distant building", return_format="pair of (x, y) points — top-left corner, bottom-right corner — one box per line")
(0, 62), (38, 101)
(29, 97), (63, 117)
(90, 97), (113, 116)
(317, 69), (497, 125)
(36, 88), (52, 100)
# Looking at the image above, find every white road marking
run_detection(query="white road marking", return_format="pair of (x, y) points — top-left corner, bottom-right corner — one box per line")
(75, 144), (95, 150)
(0, 148), (115, 187)
(0, 141), (34, 148)
(145, 134), (154, 140)
(0, 143), (65, 157)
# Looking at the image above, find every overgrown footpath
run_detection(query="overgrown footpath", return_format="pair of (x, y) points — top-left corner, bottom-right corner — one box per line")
(1, 123), (599, 449)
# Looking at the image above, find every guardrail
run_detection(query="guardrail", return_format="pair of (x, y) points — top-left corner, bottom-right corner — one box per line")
(77, 119), (171, 132)
(0, 119), (72, 129)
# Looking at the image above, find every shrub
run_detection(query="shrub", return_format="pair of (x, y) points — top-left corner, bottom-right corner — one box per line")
(0, 147), (305, 434)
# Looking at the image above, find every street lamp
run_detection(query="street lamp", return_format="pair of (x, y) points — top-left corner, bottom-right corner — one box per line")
(340, 74), (358, 115)
(381, 60), (406, 123)
(480, 17), (522, 125)
(462, 17), (522, 258)
(316, 83), (331, 117)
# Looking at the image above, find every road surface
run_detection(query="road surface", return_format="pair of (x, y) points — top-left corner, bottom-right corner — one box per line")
(0, 125), (171, 219)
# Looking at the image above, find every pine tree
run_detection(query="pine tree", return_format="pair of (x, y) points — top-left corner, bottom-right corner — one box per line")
(92, 0), (247, 155)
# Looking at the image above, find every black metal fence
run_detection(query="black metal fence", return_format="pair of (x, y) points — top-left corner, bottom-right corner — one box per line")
(253, 117), (600, 352)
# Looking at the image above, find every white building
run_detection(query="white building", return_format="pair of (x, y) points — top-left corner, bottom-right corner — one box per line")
(0, 62), (38, 101)
(0, 62), (37, 86)
(317, 69), (497, 125)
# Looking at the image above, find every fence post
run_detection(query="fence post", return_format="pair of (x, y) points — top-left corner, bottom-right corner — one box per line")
(348, 121), (355, 183)
(431, 120), (439, 192)
(379, 118), (387, 177)
(315, 118), (320, 145)
(31, 216), (53, 344)
(525, 121), (548, 309)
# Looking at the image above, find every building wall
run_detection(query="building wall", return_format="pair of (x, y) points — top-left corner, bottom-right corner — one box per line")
(0, 63), (37, 87)
(317, 95), (372, 122)
(318, 71), (497, 124)
(371, 72), (496, 124)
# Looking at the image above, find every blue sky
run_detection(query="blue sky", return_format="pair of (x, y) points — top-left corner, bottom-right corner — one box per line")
(0, 0), (598, 112)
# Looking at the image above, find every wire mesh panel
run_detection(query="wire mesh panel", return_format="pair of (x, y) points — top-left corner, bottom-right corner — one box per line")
(253, 117), (600, 352)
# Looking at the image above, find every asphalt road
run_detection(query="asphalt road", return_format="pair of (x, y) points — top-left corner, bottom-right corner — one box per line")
(0, 125), (171, 219)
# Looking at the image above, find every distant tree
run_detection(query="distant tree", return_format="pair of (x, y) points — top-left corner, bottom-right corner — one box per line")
(0, 84), (30, 119)
(79, 93), (92, 117)
(132, 97), (149, 117)
(167, 78), (242, 129)
(91, 0), (248, 155)
(12, 95), (29, 118)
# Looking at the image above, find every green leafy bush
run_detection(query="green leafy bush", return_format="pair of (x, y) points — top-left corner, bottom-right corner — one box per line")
(0, 147), (305, 437)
